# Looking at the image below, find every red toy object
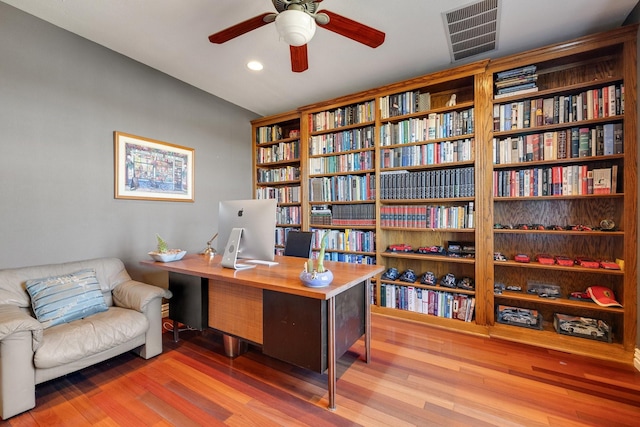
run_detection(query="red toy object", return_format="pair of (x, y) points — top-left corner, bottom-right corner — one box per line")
(387, 243), (413, 253)
(555, 255), (574, 267)
(536, 254), (555, 265)
(514, 254), (530, 263)
(575, 257), (600, 269)
(599, 260), (621, 270)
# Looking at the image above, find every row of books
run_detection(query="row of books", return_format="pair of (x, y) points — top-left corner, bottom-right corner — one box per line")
(493, 165), (617, 197)
(493, 124), (623, 165)
(310, 204), (376, 226)
(379, 90), (431, 119)
(379, 284), (476, 322)
(308, 126), (375, 155)
(256, 140), (300, 164)
(309, 100), (376, 132)
(494, 65), (537, 98)
(380, 203), (475, 229)
(310, 228), (376, 253)
(256, 185), (301, 204)
(309, 151), (374, 175)
(380, 167), (476, 200)
(318, 252), (376, 264)
(379, 108), (474, 145)
(276, 205), (301, 225)
(309, 174), (376, 202)
(255, 124), (285, 143)
(493, 83), (624, 131)
(380, 138), (474, 169)
(257, 166), (300, 184)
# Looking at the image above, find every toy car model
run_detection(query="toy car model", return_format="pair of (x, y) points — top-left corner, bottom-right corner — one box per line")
(456, 277), (475, 290)
(569, 291), (592, 301)
(381, 267), (399, 281)
(494, 283), (506, 294)
(599, 260), (620, 270)
(415, 245), (446, 255)
(500, 308), (538, 326)
(420, 271), (436, 285)
(494, 252), (507, 261)
(387, 244), (413, 253)
(536, 254), (555, 265)
(527, 285), (561, 298)
(514, 254), (530, 263)
(399, 269), (417, 283)
(506, 285), (522, 292)
(575, 257), (600, 269)
(439, 273), (456, 288)
(559, 320), (606, 338)
(555, 255), (574, 267)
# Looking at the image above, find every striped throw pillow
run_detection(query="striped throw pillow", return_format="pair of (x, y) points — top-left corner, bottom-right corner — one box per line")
(26, 268), (108, 329)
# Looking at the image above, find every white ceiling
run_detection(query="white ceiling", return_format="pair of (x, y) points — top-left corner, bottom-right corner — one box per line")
(2, 0), (637, 116)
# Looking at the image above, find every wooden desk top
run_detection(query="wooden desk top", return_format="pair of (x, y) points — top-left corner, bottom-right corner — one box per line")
(141, 254), (384, 300)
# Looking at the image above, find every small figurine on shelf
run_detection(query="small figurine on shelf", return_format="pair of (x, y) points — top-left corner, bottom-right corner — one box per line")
(446, 93), (457, 107)
(300, 232), (333, 287)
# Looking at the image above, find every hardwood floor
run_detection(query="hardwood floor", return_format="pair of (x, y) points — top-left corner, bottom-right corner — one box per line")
(7, 314), (640, 426)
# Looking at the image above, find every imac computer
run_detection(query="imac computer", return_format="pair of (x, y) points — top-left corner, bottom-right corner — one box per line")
(217, 198), (277, 270)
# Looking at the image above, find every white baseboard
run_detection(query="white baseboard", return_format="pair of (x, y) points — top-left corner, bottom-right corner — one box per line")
(635, 348), (640, 372)
(161, 303), (169, 319)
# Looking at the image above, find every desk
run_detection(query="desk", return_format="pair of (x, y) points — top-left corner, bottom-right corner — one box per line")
(141, 254), (384, 409)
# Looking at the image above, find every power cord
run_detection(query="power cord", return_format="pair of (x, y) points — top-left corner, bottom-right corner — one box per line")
(163, 320), (197, 332)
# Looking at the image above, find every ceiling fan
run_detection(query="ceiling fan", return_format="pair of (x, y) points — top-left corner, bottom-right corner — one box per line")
(208, 0), (385, 73)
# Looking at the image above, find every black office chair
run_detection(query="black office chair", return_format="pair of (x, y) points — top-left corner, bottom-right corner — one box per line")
(283, 231), (314, 258)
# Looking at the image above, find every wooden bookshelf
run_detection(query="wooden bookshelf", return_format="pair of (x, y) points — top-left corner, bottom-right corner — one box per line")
(251, 111), (303, 254)
(251, 25), (638, 362)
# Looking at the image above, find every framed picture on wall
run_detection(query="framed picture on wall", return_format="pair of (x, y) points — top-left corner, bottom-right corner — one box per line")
(114, 131), (194, 202)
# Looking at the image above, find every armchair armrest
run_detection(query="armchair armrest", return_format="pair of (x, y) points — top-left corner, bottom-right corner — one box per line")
(112, 280), (172, 313)
(0, 304), (43, 351)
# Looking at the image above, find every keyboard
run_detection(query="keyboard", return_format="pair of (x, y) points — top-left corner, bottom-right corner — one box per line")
(246, 259), (279, 266)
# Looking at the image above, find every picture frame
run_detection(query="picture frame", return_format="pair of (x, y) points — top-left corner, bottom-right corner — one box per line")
(114, 131), (194, 202)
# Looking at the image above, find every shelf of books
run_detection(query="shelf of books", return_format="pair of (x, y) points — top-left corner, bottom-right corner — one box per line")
(486, 25), (637, 361)
(372, 61), (491, 333)
(251, 111), (303, 254)
(303, 97), (378, 264)
(252, 25), (637, 362)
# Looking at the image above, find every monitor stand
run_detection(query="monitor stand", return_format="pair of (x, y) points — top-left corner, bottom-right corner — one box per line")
(221, 228), (256, 270)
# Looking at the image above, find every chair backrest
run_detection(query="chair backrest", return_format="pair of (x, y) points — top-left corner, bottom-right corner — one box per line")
(283, 231), (314, 258)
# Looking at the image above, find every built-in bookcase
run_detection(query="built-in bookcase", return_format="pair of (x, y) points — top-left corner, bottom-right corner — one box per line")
(373, 61), (490, 332)
(486, 25), (637, 360)
(303, 98), (377, 264)
(251, 25), (638, 362)
(251, 111), (303, 254)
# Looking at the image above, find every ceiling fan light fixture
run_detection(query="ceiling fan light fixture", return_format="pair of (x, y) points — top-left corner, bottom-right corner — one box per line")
(275, 9), (316, 46)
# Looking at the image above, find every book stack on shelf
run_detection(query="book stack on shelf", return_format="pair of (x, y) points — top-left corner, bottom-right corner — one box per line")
(379, 283), (475, 322)
(310, 205), (332, 225)
(379, 90), (431, 119)
(494, 65), (538, 99)
(380, 168), (475, 200)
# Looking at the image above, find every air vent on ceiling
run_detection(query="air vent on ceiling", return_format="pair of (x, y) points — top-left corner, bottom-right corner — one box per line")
(443, 0), (500, 62)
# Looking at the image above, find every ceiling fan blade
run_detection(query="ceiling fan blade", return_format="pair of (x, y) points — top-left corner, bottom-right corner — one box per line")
(290, 44), (309, 73)
(208, 13), (274, 44)
(320, 10), (385, 48)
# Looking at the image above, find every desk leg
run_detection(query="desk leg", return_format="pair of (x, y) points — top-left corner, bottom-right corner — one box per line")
(327, 295), (336, 411)
(365, 278), (371, 364)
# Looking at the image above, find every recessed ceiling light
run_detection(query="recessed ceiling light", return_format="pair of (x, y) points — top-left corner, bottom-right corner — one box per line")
(247, 61), (263, 71)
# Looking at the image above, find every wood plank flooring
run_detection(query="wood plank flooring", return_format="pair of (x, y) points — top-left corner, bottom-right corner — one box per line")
(6, 314), (640, 426)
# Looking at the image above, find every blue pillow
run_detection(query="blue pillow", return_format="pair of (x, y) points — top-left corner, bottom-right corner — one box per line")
(26, 268), (108, 329)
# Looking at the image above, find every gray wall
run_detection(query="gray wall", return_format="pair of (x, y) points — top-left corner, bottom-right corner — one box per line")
(0, 3), (259, 286)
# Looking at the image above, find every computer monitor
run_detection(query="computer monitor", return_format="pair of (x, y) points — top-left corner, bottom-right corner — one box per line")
(217, 198), (277, 269)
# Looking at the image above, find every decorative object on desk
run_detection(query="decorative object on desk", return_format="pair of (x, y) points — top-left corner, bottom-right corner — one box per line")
(148, 234), (186, 262)
(114, 131), (194, 202)
(300, 231), (332, 287)
(201, 232), (218, 257)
